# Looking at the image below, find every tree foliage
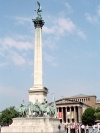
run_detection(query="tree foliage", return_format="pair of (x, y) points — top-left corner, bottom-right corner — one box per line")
(95, 107), (100, 113)
(94, 107), (100, 120)
(82, 107), (96, 126)
(0, 106), (19, 126)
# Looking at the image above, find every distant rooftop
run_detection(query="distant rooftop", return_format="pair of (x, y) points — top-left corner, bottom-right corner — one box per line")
(67, 94), (96, 98)
(96, 100), (100, 103)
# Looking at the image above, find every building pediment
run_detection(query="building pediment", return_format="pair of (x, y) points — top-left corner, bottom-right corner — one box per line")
(56, 98), (81, 105)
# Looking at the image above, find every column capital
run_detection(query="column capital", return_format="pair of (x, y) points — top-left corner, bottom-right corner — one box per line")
(32, 19), (45, 28)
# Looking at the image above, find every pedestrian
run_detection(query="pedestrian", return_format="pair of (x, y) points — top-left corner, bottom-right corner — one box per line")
(98, 124), (100, 132)
(0, 125), (1, 133)
(64, 125), (68, 133)
(64, 125), (67, 131)
(66, 124), (68, 133)
(92, 124), (95, 132)
(81, 124), (85, 133)
(78, 124), (81, 133)
(71, 124), (75, 133)
(58, 124), (61, 133)
(75, 123), (79, 133)
(86, 125), (88, 133)
(70, 123), (73, 133)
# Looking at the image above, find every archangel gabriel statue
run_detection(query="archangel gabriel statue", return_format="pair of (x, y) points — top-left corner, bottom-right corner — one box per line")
(36, 1), (42, 20)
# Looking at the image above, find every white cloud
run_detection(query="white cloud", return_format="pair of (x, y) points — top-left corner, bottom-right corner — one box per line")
(85, 5), (100, 24)
(0, 62), (7, 68)
(44, 17), (76, 35)
(43, 52), (58, 67)
(10, 51), (26, 66)
(43, 26), (55, 34)
(43, 52), (55, 62)
(0, 37), (33, 51)
(44, 16), (86, 40)
(65, 2), (73, 14)
(0, 13), (86, 68)
(77, 31), (86, 40)
(43, 35), (59, 51)
(85, 13), (98, 24)
(97, 5), (100, 15)
(0, 35), (33, 67)
(56, 2), (73, 18)
(58, 18), (76, 33)
(14, 16), (31, 25)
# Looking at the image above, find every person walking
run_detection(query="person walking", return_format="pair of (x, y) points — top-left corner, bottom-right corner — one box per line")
(0, 125), (1, 133)
(58, 124), (61, 133)
(75, 123), (79, 133)
(81, 124), (85, 133)
(86, 125), (89, 133)
(64, 125), (68, 133)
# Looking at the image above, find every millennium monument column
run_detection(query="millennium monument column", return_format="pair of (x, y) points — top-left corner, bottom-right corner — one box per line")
(1, 2), (61, 133)
(28, 2), (48, 104)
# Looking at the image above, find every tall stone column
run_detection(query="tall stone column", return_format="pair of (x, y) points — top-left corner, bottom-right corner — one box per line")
(62, 107), (63, 123)
(74, 106), (77, 123)
(34, 22), (43, 87)
(57, 107), (59, 118)
(78, 107), (82, 123)
(28, 19), (48, 104)
(69, 107), (71, 123)
(66, 107), (67, 123)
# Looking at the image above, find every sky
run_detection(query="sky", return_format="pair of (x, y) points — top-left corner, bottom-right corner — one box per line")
(0, 0), (100, 111)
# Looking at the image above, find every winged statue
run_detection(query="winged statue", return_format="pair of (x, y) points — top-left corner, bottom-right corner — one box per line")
(36, 1), (42, 19)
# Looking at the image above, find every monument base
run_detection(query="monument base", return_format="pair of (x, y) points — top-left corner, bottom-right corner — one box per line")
(28, 86), (48, 104)
(1, 117), (60, 133)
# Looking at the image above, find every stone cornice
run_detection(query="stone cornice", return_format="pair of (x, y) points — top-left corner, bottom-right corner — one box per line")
(28, 87), (48, 94)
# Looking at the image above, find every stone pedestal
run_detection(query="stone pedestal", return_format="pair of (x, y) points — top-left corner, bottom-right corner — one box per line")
(28, 87), (48, 104)
(1, 117), (60, 133)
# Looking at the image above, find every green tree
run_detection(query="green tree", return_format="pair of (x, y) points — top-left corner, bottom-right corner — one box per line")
(0, 106), (19, 126)
(82, 107), (96, 126)
(94, 107), (100, 120)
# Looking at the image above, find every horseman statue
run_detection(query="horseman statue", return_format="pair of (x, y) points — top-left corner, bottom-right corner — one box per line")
(15, 100), (28, 117)
(29, 98), (57, 117)
(15, 98), (57, 118)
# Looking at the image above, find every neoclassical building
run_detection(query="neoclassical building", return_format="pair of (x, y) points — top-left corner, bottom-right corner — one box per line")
(95, 100), (100, 108)
(55, 94), (99, 124)
(66, 94), (96, 108)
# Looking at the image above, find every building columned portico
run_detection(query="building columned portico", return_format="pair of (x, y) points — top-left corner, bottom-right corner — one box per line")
(57, 106), (82, 123)
(56, 98), (89, 124)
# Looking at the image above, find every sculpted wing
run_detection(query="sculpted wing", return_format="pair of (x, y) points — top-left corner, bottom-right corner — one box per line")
(37, 1), (42, 11)
(37, 1), (40, 8)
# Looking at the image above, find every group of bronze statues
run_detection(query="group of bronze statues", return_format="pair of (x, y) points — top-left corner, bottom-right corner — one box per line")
(15, 99), (57, 118)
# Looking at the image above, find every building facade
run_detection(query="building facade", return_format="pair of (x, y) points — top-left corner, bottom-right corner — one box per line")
(95, 100), (100, 108)
(67, 94), (96, 108)
(56, 94), (99, 124)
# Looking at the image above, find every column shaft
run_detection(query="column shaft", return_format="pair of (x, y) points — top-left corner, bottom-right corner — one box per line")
(34, 27), (42, 87)
(74, 106), (77, 123)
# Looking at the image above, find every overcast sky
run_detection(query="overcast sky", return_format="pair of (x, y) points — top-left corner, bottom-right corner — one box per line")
(0, 0), (100, 111)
